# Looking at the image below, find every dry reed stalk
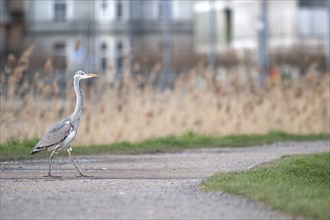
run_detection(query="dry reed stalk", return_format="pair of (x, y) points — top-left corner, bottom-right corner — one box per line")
(1, 62), (329, 144)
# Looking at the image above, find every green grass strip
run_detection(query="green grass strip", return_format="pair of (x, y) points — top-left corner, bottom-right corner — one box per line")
(0, 131), (329, 161)
(202, 152), (330, 220)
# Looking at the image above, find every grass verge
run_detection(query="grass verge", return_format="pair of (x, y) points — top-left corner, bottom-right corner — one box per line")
(202, 152), (330, 220)
(0, 131), (329, 161)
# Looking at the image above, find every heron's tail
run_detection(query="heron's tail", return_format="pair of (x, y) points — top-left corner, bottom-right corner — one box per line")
(31, 148), (40, 155)
(30, 146), (44, 155)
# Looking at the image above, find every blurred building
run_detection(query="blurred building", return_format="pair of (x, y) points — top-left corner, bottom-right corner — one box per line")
(23, 0), (194, 74)
(2, 0), (328, 74)
(194, 0), (328, 54)
(0, 0), (25, 59)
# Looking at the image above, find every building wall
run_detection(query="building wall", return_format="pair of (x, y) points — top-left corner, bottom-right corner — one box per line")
(267, 0), (297, 47)
(0, 0), (25, 57)
(0, 0), (9, 57)
(230, 1), (259, 50)
(193, 0), (328, 55)
(24, 0), (194, 72)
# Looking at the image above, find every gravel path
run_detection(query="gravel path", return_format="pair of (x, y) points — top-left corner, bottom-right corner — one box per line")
(1, 141), (329, 219)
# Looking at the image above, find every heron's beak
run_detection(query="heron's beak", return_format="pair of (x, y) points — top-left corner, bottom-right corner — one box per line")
(85, 73), (99, 78)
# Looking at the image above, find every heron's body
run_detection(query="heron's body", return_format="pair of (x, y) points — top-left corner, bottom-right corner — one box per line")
(30, 70), (97, 177)
(31, 117), (74, 153)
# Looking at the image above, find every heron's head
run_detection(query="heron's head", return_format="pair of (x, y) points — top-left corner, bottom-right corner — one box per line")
(74, 70), (99, 80)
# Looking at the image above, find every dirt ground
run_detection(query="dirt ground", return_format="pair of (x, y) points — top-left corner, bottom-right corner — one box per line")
(1, 141), (329, 219)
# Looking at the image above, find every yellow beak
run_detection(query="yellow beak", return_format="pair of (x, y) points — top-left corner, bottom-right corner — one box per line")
(86, 73), (99, 77)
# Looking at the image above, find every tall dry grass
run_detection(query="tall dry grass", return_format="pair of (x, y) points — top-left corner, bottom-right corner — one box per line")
(1, 48), (329, 145)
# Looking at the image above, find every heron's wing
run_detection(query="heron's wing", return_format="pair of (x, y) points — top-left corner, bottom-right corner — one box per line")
(32, 118), (73, 152)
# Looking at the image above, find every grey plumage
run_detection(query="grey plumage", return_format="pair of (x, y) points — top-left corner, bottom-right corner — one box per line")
(31, 117), (72, 154)
(31, 70), (98, 177)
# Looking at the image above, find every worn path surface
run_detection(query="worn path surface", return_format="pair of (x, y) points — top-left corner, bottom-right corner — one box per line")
(1, 141), (329, 219)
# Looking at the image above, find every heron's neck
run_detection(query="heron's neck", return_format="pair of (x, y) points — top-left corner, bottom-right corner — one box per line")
(71, 77), (83, 128)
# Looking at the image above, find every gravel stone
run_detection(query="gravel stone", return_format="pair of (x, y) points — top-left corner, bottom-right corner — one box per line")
(1, 141), (329, 219)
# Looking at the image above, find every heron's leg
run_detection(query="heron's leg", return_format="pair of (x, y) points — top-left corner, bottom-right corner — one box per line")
(43, 148), (61, 178)
(67, 149), (90, 177)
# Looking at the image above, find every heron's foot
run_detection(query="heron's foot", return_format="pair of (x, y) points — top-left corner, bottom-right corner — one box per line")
(43, 174), (62, 178)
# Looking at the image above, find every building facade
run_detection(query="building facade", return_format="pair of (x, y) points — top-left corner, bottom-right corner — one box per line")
(0, 0), (25, 58)
(194, 0), (329, 54)
(2, 0), (328, 73)
(24, 0), (194, 74)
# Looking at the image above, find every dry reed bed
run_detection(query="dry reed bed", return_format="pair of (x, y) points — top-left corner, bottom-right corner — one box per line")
(1, 49), (329, 145)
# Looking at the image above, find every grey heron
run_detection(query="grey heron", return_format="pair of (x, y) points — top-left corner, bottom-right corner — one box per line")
(31, 70), (98, 177)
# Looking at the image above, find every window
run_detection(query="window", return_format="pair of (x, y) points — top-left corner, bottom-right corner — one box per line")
(116, 0), (122, 20)
(116, 41), (123, 71)
(224, 8), (232, 45)
(101, 0), (108, 10)
(298, 0), (327, 37)
(54, 43), (66, 56)
(100, 0), (109, 20)
(53, 42), (66, 68)
(101, 43), (107, 54)
(54, 0), (67, 22)
(100, 42), (108, 71)
(299, 0), (326, 8)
